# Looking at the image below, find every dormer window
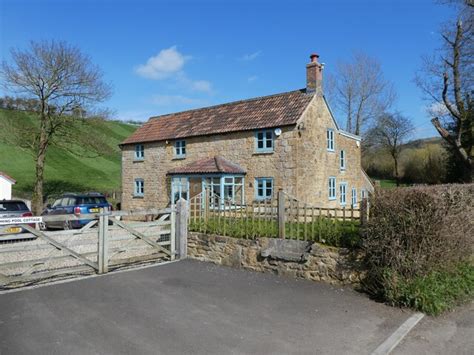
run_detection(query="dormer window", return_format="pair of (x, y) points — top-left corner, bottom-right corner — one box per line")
(255, 130), (274, 153)
(175, 140), (186, 158)
(134, 144), (144, 160)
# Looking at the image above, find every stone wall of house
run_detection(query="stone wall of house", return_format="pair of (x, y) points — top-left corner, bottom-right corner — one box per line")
(121, 124), (300, 210)
(187, 232), (365, 285)
(295, 96), (369, 207)
(121, 94), (372, 211)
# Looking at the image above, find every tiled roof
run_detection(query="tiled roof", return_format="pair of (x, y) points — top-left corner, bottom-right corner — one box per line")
(0, 171), (16, 184)
(122, 89), (314, 145)
(167, 156), (246, 175)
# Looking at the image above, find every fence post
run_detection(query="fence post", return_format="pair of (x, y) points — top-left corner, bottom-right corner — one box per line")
(204, 187), (210, 222)
(98, 208), (109, 274)
(278, 189), (285, 239)
(175, 198), (188, 259)
(360, 198), (368, 226)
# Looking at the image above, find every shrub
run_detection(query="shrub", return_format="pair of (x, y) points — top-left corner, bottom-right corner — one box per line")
(362, 184), (474, 314)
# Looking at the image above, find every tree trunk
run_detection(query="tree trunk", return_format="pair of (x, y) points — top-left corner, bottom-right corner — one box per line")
(393, 155), (400, 187)
(32, 118), (49, 215)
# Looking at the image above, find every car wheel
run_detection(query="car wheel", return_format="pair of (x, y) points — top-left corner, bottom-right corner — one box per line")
(39, 222), (48, 231)
(63, 221), (72, 230)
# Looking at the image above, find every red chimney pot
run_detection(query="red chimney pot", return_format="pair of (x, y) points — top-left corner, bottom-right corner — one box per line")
(310, 53), (319, 62)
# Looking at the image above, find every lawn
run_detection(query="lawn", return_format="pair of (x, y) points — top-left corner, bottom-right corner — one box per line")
(0, 109), (137, 199)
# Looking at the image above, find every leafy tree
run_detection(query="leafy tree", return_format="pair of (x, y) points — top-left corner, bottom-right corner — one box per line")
(1, 40), (111, 213)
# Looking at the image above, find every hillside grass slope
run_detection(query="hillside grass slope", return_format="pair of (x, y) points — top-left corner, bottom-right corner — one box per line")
(0, 108), (137, 199)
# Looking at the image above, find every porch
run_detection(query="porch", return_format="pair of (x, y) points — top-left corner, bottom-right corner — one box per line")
(168, 156), (246, 205)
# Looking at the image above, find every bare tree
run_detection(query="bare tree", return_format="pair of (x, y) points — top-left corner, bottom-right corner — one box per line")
(366, 113), (414, 186)
(326, 52), (396, 136)
(416, 1), (473, 182)
(1, 40), (111, 213)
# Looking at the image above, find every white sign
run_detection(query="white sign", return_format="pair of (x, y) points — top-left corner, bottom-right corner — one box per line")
(0, 216), (43, 225)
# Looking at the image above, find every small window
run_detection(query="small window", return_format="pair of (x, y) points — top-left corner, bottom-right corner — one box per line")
(352, 187), (357, 207)
(339, 183), (347, 206)
(175, 140), (186, 158)
(134, 144), (144, 160)
(255, 130), (274, 153)
(328, 177), (336, 200)
(134, 179), (144, 197)
(255, 178), (273, 200)
(327, 128), (335, 151)
(340, 150), (346, 170)
(361, 189), (367, 200)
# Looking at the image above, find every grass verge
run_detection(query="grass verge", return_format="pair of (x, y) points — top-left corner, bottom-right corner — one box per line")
(383, 262), (474, 316)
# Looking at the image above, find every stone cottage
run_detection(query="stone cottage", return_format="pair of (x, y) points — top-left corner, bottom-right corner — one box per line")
(120, 54), (374, 210)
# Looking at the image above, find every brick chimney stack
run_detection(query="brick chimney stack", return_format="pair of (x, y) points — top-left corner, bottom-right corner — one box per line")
(306, 53), (323, 93)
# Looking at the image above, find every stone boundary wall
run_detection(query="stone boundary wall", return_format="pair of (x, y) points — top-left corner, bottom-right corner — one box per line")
(188, 232), (365, 285)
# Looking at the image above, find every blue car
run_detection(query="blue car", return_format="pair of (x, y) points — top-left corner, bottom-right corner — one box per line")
(41, 193), (112, 230)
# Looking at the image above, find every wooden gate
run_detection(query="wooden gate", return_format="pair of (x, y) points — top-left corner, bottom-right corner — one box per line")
(0, 202), (188, 290)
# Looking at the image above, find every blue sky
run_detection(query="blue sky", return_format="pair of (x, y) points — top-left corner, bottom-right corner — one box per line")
(0, 0), (456, 138)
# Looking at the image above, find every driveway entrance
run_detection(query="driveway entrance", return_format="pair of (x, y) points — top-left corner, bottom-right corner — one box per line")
(0, 259), (412, 355)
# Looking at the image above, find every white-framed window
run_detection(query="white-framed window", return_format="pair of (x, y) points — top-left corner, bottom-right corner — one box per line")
(328, 177), (336, 200)
(339, 183), (347, 206)
(352, 187), (357, 207)
(255, 178), (273, 200)
(223, 176), (244, 203)
(361, 189), (367, 200)
(134, 144), (144, 160)
(340, 150), (346, 170)
(134, 179), (144, 197)
(327, 128), (335, 151)
(174, 140), (186, 158)
(171, 177), (189, 204)
(255, 130), (274, 153)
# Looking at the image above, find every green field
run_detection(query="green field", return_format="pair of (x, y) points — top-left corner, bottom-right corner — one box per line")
(0, 109), (137, 199)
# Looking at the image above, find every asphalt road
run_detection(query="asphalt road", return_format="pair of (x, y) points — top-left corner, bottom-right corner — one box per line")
(0, 259), (411, 355)
(393, 302), (474, 355)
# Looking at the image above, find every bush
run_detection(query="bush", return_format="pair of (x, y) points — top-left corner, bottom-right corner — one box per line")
(362, 184), (474, 314)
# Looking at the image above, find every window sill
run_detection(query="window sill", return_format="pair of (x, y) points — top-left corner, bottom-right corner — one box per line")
(253, 151), (274, 156)
(133, 159), (144, 163)
(327, 149), (335, 153)
(133, 195), (144, 199)
(172, 156), (186, 160)
(328, 197), (336, 201)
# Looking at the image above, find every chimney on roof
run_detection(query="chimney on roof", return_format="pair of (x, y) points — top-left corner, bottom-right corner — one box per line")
(306, 53), (323, 94)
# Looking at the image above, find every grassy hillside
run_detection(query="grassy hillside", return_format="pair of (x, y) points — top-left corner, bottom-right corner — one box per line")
(0, 108), (137, 199)
(363, 136), (446, 186)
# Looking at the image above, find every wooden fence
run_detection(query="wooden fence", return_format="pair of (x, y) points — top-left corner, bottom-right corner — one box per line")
(0, 200), (189, 289)
(189, 190), (368, 245)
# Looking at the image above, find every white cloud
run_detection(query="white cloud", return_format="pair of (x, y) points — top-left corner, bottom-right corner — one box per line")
(150, 94), (206, 107)
(135, 46), (213, 93)
(240, 50), (262, 61)
(247, 75), (258, 83)
(135, 46), (188, 80)
(190, 80), (212, 92)
(426, 102), (449, 117)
